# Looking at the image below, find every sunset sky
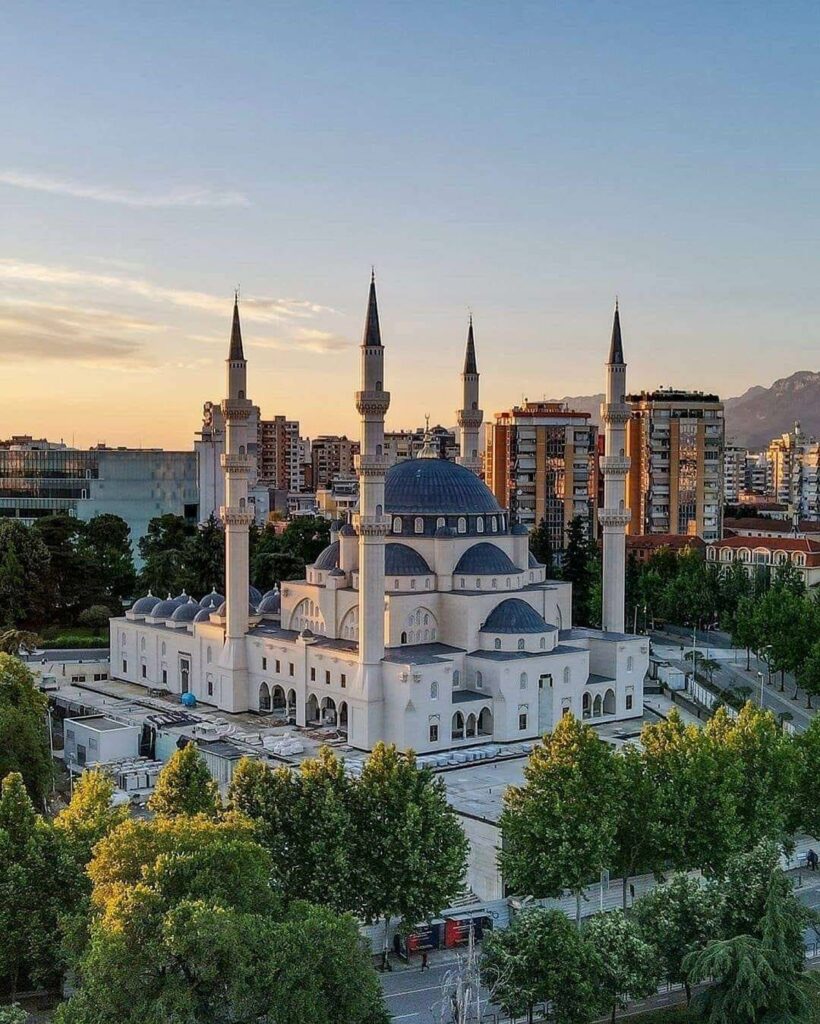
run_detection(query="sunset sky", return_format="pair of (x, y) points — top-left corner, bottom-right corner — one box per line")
(2, 1), (819, 449)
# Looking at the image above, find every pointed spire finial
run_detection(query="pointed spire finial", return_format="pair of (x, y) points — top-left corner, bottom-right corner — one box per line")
(608, 298), (624, 365)
(362, 269), (382, 347)
(229, 290), (245, 361)
(463, 313), (478, 375)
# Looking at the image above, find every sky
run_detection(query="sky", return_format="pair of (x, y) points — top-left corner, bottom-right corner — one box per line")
(1, 0), (819, 449)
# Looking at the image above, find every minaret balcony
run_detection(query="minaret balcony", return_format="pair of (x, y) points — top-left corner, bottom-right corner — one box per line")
(355, 453), (392, 476)
(220, 453), (254, 473)
(353, 512), (391, 537)
(220, 505), (255, 526)
(355, 390), (391, 416)
(221, 398), (253, 420)
(600, 402), (631, 424)
(598, 507), (632, 528)
(600, 455), (631, 476)
(457, 409), (484, 429)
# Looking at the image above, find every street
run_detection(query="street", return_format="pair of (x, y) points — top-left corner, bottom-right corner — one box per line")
(650, 629), (815, 732)
(381, 960), (496, 1023)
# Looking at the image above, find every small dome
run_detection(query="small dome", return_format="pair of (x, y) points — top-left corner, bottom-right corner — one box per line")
(511, 523), (529, 536)
(528, 550), (541, 569)
(200, 589), (225, 610)
(131, 594), (160, 615)
(171, 591), (190, 606)
(194, 607), (214, 623)
(314, 540), (341, 570)
(385, 458), (503, 516)
(481, 599), (551, 634)
(330, 518), (345, 532)
(454, 543), (521, 576)
(171, 599), (202, 623)
(299, 627), (314, 639)
(339, 523), (357, 537)
(385, 543), (432, 576)
(215, 601), (256, 616)
(329, 567), (346, 577)
(257, 591), (282, 614)
(151, 599), (178, 619)
(249, 585), (263, 605)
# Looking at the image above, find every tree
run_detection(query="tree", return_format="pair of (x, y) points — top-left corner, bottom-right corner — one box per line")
(138, 513), (197, 596)
(529, 518), (555, 571)
(585, 911), (659, 1024)
(0, 774), (74, 998)
(280, 516), (331, 565)
(481, 908), (597, 1024)
(500, 714), (619, 924)
(147, 743), (221, 818)
(55, 768), (129, 870)
(632, 875), (722, 1003)
(0, 629), (41, 655)
(354, 743), (468, 945)
(611, 743), (667, 909)
(229, 748), (357, 912)
(253, 551), (306, 589)
(0, 1007), (27, 1024)
(731, 594), (759, 671)
(798, 639), (820, 710)
(562, 516), (595, 626)
(0, 520), (53, 626)
(0, 654), (52, 804)
(77, 605), (114, 630)
(185, 514), (225, 597)
(793, 715), (820, 838)
(57, 813), (387, 1024)
(78, 514), (137, 610)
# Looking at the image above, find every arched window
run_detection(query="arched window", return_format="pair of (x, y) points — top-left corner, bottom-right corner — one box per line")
(476, 518), (484, 534)
(436, 517), (445, 530)
(393, 517), (402, 533)
(492, 578), (498, 589)
(540, 637), (546, 649)
(476, 671), (483, 689)
(376, 504), (383, 517)
(140, 637), (146, 652)
(517, 639), (525, 650)
(506, 578), (511, 588)
(162, 641), (167, 656)
(627, 656), (633, 672)
(491, 517), (497, 533)
(563, 666), (571, 685)
(401, 631), (408, 644)
(430, 681), (438, 699)
(414, 517), (424, 534)
(458, 517), (467, 534)
(520, 672), (528, 689)
(494, 638), (502, 650)
(394, 578), (399, 588)
(476, 578), (482, 589)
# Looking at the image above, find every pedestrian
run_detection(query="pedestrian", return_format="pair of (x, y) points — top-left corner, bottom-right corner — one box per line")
(420, 950), (429, 971)
(808, 849), (818, 871)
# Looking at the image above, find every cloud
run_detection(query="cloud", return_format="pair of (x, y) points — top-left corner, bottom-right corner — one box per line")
(0, 170), (248, 208)
(250, 327), (352, 354)
(0, 260), (327, 324)
(0, 300), (153, 365)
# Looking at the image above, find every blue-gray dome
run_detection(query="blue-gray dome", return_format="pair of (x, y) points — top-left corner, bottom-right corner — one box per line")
(511, 524), (529, 536)
(194, 607), (214, 623)
(314, 540), (341, 570)
(171, 592), (190, 606)
(171, 599), (202, 623)
(258, 590), (282, 614)
(528, 550), (541, 568)
(249, 585), (263, 605)
(215, 601), (256, 617)
(151, 599), (178, 618)
(131, 594), (160, 615)
(339, 523), (357, 537)
(454, 543), (521, 576)
(481, 599), (551, 634)
(385, 543), (432, 576)
(385, 459), (502, 515)
(200, 590), (225, 610)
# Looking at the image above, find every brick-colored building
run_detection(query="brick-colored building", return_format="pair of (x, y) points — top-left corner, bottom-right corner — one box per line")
(485, 401), (598, 553)
(626, 533), (706, 564)
(706, 535), (820, 589)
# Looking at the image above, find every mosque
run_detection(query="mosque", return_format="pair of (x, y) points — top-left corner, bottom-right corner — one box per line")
(111, 277), (647, 752)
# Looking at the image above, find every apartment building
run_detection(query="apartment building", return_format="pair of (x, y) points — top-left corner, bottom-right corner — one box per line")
(311, 435), (359, 489)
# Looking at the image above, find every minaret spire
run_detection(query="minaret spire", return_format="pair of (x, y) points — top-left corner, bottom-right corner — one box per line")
(457, 314), (483, 475)
(229, 291), (245, 361)
(354, 270), (391, 749)
(600, 299), (631, 633)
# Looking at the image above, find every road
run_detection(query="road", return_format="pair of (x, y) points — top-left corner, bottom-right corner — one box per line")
(381, 960), (496, 1023)
(650, 630), (815, 732)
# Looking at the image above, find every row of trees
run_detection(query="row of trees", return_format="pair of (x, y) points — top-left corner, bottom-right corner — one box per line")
(483, 843), (811, 1024)
(0, 747), (396, 1021)
(500, 708), (820, 917)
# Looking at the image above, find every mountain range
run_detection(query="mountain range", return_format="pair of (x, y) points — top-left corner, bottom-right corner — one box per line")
(559, 370), (820, 450)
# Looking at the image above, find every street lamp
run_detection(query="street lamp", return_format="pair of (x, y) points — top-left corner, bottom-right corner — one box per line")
(761, 644), (773, 687)
(757, 671), (765, 708)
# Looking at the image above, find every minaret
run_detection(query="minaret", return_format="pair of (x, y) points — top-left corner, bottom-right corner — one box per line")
(456, 315), (483, 475)
(354, 271), (391, 747)
(218, 294), (254, 707)
(599, 301), (631, 634)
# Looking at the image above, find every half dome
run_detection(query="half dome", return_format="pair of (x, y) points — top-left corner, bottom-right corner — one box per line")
(314, 540), (341, 570)
(481, 599), (551, 634)
(454, 543), (521, 575)
(385, 543), (432, 576)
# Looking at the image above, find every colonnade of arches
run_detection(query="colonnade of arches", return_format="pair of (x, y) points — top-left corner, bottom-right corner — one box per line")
(451, 706), (493, 740)
(258, 682), (296, 718)
(582, 688), (616, 720)
(305, 693), (349, 731)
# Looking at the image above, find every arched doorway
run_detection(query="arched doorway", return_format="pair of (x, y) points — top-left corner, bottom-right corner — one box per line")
(320, 696), (337, 725)
(465, 713), (477, 738)
(338, 701), (348, 731)
(306, 693), (319, 724)
(603, 689), (616, 715)
(478, 707), (493, 735)
(272, 685), (286, 711)
(582, 692), (591, 719)
(452, 711), (465, 740)
(593, 693), (603, 718)
(287, 688), (297, 720)
(259, 682), (271, 712)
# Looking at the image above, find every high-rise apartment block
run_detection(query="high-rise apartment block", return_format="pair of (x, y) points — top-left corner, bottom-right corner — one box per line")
(723, 444), (747, 503)
(257, 415), (309, 492)
(311, 435), (360, 489)
(626, 389), (725, 541)
(485, 401), (598, 552)
(383, 425), (459, 466)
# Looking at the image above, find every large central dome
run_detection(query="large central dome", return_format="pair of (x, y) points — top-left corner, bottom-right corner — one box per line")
(385, 458), (502, 515)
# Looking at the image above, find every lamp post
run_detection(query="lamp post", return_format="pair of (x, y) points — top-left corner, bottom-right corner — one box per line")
(761, 644), (773, 688)
(758, 671), (765, 709)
